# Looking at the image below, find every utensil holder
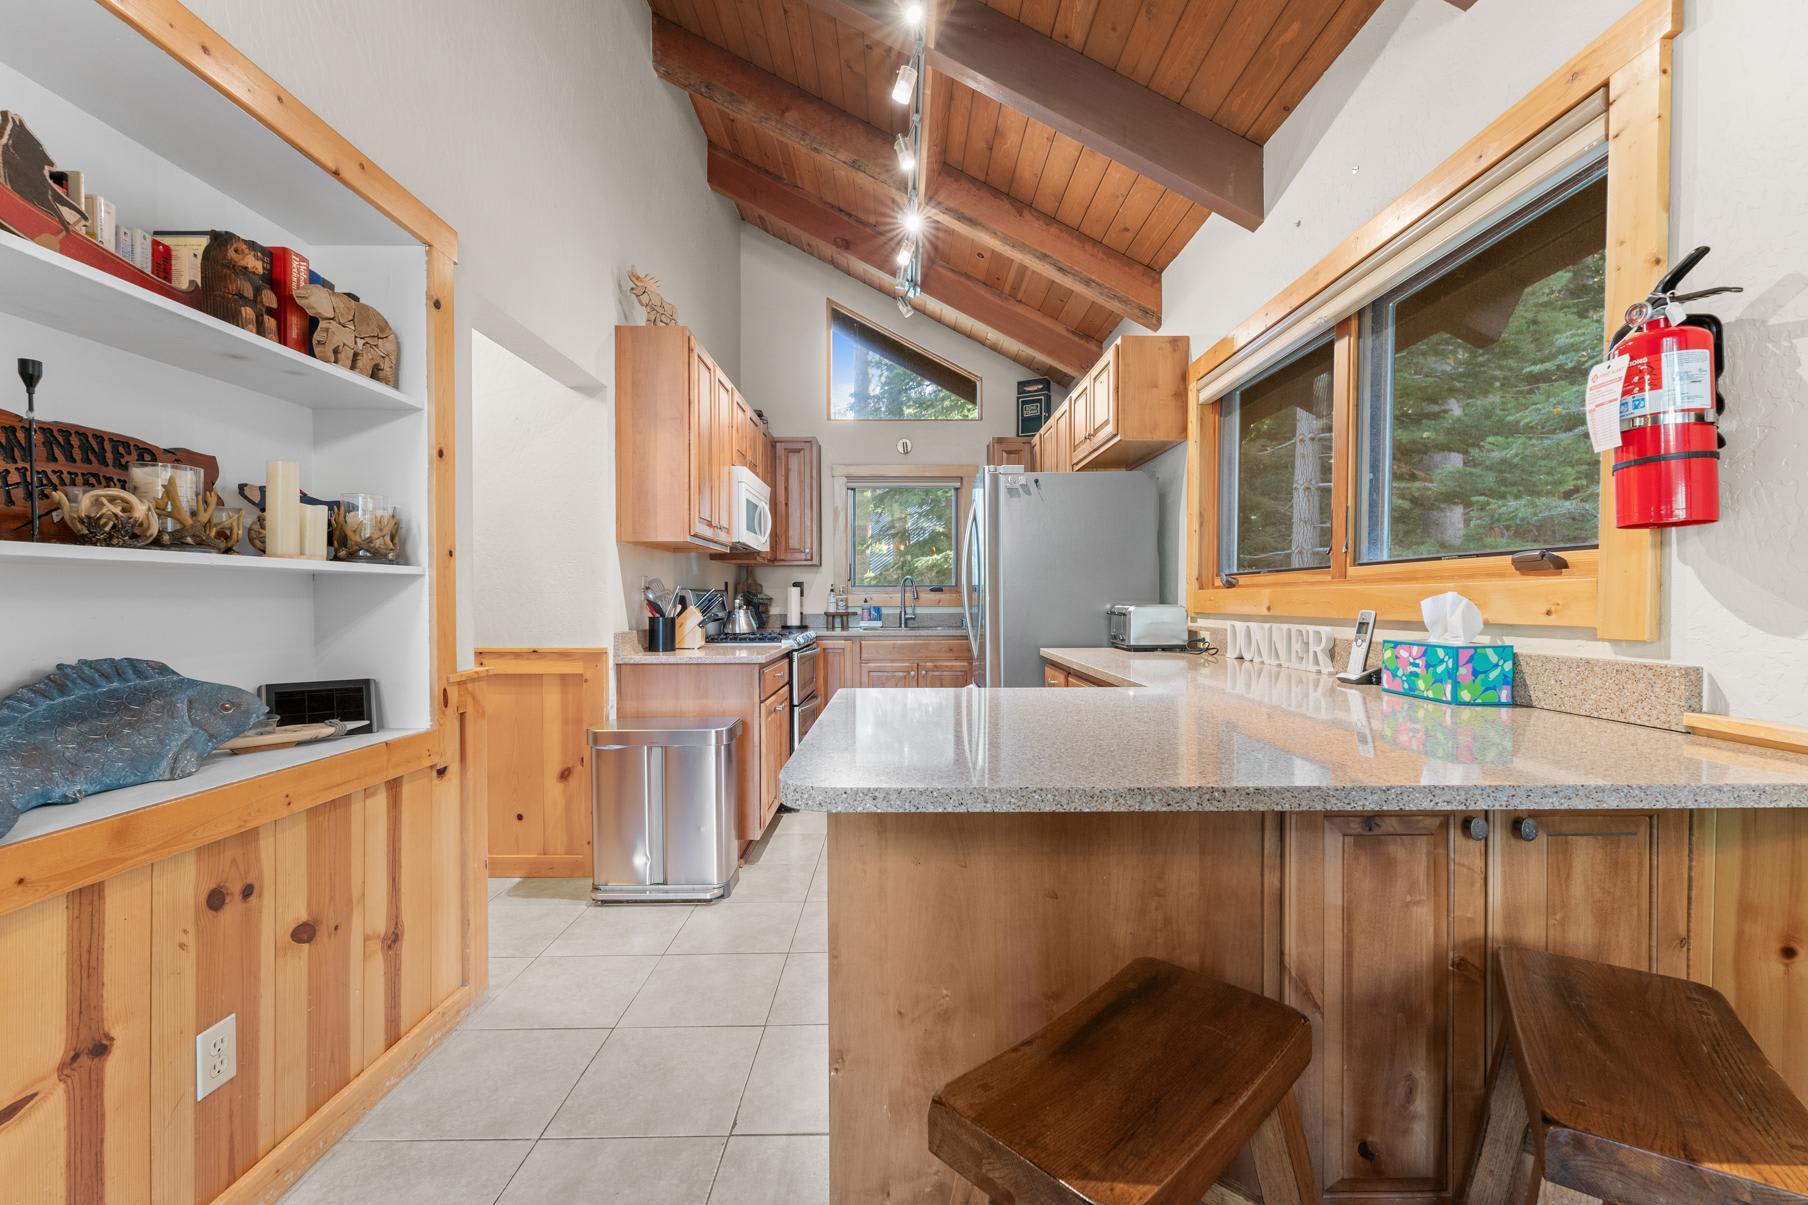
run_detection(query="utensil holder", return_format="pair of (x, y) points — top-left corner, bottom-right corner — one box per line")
(646, 616), (677, 652)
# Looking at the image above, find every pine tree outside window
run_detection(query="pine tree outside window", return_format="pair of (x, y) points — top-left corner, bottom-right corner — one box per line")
(1358, 167), (1607, 563)
(828, 303), (980, 421)
(847, 482), (960, 589)
(1218, 338), (1337, 576)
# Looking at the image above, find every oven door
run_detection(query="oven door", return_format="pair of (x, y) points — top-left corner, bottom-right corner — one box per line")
(790, 644), (820, 705)
(791, 690), (822, 750)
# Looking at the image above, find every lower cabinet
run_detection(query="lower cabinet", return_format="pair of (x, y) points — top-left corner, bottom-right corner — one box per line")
(857, 638), (974, 687)
(1283, 809), (1693, 1205)
(861, 661), (920, 688)
(616, 657), (794, 848)
(819, 638), (853, 706)
(759, 687), (789, 827)
(1041, 659), (1104, 687)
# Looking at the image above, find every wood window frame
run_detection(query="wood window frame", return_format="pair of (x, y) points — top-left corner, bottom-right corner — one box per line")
(1186, 0), (1677, 638)
(830, 463), (978, 606)
(825, 300), (984, 422)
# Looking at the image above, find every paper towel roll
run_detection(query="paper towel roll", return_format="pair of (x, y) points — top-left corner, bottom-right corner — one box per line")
(786, 583), (802, 627)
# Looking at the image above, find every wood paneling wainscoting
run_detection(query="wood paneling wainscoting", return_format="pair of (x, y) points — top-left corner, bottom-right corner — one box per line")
(829, 807), (1808, 1205)
(474, 648), (607, 878)
(0, 694), (486, 1205)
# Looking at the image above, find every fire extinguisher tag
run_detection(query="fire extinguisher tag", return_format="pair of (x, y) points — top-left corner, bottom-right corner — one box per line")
(1585, 355), (1630, 452)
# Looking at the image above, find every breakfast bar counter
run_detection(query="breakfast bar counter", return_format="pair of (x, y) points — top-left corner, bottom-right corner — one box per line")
(782, 651), (1808, 1204)
(780, 648), (1808, 814)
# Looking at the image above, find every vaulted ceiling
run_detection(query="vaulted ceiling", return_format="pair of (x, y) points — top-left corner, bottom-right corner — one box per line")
(649, 0), (1387, 382)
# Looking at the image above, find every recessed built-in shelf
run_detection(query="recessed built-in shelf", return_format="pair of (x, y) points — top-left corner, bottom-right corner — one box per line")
(0, 540), (424, 577)
(0, 727), (431, 848)
(0, 233), (423, 413)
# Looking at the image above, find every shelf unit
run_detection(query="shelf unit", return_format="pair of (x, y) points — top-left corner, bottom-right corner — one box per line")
(0, 2), (450, 836)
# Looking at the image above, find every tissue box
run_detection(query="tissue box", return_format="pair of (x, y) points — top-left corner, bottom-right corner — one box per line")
(1380, 640), (1514, 706)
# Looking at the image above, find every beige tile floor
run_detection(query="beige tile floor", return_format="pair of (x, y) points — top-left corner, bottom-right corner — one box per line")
(282, 810), (830, 1204)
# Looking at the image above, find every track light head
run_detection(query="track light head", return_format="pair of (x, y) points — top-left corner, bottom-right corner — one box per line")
(901, 1), (925, 26)
(895, 242), (914, 267)
(894, 132), (917, 174)
(901, 208), (925, 236)
(891, 61), (918, 105)
(897, 293), (915, 318)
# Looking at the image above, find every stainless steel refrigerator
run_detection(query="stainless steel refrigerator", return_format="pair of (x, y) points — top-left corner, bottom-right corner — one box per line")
(959, 466), (1159, 687)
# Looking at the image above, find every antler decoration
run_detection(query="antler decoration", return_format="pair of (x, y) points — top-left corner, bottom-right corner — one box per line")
(154, 477), (243, 552)
(48, 487), (157, 547)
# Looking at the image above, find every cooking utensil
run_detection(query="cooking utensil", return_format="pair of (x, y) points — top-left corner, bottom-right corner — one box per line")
(727, 599), (759, 635)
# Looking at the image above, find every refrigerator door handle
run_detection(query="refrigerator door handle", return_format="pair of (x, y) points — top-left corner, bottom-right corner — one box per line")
(961, 498), (980, 661)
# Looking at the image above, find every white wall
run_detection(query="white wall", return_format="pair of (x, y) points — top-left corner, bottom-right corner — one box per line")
(1136, 0), (1808, 722)
(183, 0), (743, 655)
(737, 226), (1032, 608)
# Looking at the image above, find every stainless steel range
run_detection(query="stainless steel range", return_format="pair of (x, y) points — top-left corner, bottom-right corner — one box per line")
(704, 629), (821, 748)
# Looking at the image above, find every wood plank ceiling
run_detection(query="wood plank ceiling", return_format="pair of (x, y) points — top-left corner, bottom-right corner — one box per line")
(649, 0), (1385, 381)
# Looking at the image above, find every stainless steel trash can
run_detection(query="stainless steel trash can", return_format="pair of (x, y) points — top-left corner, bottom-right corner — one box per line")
(589, 717), (742, 903)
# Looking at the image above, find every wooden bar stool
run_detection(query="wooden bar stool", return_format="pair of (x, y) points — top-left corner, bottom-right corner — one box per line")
(927, 957), (1320, 1205)
(1466, 947), (1808, 1205)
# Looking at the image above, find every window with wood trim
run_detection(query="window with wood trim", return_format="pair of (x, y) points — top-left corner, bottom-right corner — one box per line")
(828, 304), (980, 421)
(1357, 167), (1607, 565)
(847, 480), (961, 589)
(1218, 338), (1336, 576)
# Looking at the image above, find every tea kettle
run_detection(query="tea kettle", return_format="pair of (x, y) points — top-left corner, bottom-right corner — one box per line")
(727, 598), (760, 635)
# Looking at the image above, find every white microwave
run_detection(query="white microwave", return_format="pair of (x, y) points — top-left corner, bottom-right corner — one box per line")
(729, 465), (772, 552)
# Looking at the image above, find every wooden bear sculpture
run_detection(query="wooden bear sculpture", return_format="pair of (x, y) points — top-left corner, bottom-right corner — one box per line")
(293, 284), (398, 387)
(200, 231), (279, 341)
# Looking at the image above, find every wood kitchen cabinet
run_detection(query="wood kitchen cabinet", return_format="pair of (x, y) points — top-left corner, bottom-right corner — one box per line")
(616, 655), (794, 847)
(1038, 335), (1189, 471)
(759, 685), (790, 827)
(617, 324), (737, 551)
(770, 437), (822, 566)
(986, 436), (1035, 469)
(857, 639), (974, 687)
(1282, 808), (1696, 1204)
(818, 638), (853, 705)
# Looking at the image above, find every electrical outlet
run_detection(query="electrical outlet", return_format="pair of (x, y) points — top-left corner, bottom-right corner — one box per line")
(196, 1013), (237, 1101)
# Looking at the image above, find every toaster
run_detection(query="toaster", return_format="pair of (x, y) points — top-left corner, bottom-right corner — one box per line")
(1105, 604), (1189, 651)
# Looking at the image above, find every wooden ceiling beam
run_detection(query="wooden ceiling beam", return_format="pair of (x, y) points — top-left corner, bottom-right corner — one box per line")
(652, 15), (1162, 329)
(928, 0), (1264, 229)
(707, 146), (1102, 376)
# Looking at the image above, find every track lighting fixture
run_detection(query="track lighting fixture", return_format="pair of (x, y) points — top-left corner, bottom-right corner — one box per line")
(900, 1), (925, 26)
(891, 61), (918, 105)
(895, 242), (914, 267)
(897, 293), (915, 318)
(901, 209), (924, 236)
(894, 132), (916, 173)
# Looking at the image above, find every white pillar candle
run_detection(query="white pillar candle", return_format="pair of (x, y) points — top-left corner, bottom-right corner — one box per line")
(300, 505), (329, 560)
(265, 460), (301, 557)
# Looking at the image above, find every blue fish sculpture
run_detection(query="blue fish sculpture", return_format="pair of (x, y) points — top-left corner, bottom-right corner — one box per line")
(0, 659), (267, 838)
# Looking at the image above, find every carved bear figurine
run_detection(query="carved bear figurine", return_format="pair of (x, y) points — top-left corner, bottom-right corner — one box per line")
(200, 231), (279, 341)
(293, 284), (398, 388)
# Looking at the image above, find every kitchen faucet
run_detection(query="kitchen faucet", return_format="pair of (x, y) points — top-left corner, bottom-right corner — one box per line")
(899, 575), (919, 628)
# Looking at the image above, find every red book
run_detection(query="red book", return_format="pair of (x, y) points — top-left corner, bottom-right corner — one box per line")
(268, 246), (311, 354)
(150, 238), (171, 284)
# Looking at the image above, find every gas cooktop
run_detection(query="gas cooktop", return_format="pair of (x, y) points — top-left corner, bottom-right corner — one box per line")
(706, 629), (817, 650)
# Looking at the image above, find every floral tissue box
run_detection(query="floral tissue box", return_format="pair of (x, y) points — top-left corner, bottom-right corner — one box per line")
(1380, 640), (1514, 707)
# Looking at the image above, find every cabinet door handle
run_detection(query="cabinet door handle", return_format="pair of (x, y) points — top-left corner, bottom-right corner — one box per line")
(1513, 817), (1540, 842)
(1462, 816), (1489, 841)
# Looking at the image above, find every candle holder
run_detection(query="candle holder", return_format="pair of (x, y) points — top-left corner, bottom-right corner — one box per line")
(331, 493), (401, 563)
(129, 464), (241, 552)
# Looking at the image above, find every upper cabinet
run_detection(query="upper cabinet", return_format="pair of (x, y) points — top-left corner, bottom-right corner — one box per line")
(770, 437), (821, 566)
(618, 324), (736, 551)
(986, 436), (1035, 469)
(1033, 335), (1190, 473)
(1073, 335), (1190, 470)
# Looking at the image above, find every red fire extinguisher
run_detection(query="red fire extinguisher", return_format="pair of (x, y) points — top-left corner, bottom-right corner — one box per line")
(1608, 245), (1741, 528)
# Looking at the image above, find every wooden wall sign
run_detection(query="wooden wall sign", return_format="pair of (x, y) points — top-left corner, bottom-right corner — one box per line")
(0, 408), (218, 540)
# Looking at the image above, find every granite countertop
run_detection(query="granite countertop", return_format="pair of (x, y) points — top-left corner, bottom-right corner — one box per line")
(779, 646), (1808, 813)
(612, 632), (790, 666)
